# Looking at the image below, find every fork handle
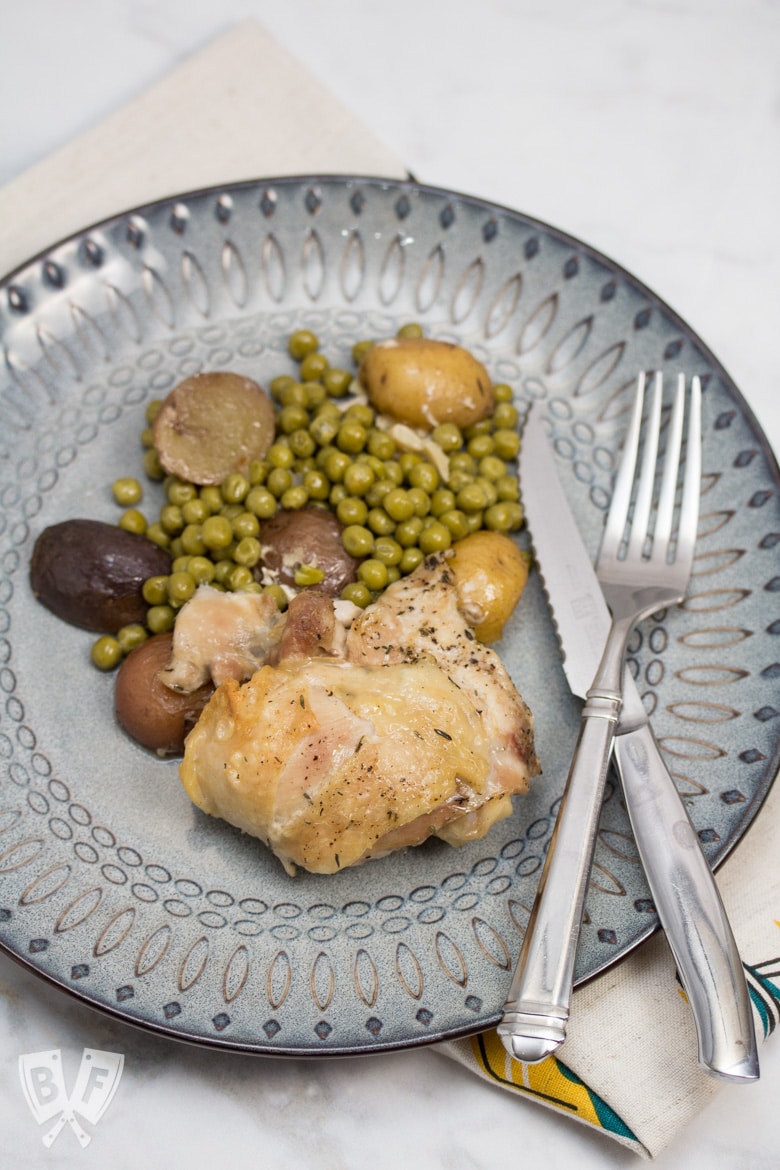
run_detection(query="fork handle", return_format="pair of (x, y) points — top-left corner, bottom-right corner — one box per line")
(498, 690), (619, 1062)
(613, 723), (759, 1082)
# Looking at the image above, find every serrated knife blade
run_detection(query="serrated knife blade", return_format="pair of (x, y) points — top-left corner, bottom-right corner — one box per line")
(505, 406), (758, 1082)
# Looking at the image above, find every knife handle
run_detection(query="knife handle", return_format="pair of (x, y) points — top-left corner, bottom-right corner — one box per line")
(498, 694), (618, 1062)
(613, 722), (759, 1082)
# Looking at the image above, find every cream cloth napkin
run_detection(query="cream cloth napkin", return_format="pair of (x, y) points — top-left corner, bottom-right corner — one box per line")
(1, 19), (777, 1161)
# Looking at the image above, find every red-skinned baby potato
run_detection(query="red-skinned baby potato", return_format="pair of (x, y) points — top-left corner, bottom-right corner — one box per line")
(30, 518), (171, 633)
(115, 633), (214, 756)
(255, 506), (359, 597)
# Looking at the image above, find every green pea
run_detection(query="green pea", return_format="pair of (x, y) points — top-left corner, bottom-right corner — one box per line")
(341, 581), (372, 608)
(479, 455), (508, 482)
(167, 571), (196, 604)
(91, 635), (122, 670)
(263, 584), (289, 611)
(289, 429), (316, 459)
(493, 401), (519, 429)
(383, 487), (416, 522)
(324, 450), (351, 482)
(294, 563), (325, 586)
(419, 521), (452, 554)
(143, 448), (164, 481)
(352, 339), (374, 365)
(232, 511), (260, 540)
(229, 565), (255, 591)
(439, 509), (470, 540)
(145, 522), (171, 549)
(146, 604), (176, 634)
(199, 485), (224, 513)
(483, 502), (515, 532)
(431, 423), (463, 453)
(342, 524), (375, 558)
(246, 486), (278, 519)
(268, 442), (295, 470)
(145, 399), (163, 425)
(493, 383), (514, 403)
(329, 483), (348, 508)
(271, 373), (298, 401)
(300, 352), (329, 382)
(495, 474), (520, 501)
(278, 380), (308, 408)
(303, 469), (331, 501)
(159, 504), (184, 535)
(288, 329), (319, 361)
(408, 461), (439, 493)
(248, 460), (269, 487)
(279, 404), (309, 435)
(476, 476), (499, 507)
(267, 467), (293, 497)
(365, 479), (394, 509)
(171, 555), (192, 574)
(201, 515), (234, 551)
(337, 422), (368, 454)
(188, 556), (216, 585)
(322, 367), (354, 397)
(399, 547), (424, 575)
(180, 498), (208, 525)
(373, 537), (403, 566)
(367, 430), (396, 460)
(280, 485), (309, 510)
(366, 508), (395, 536)
(430, 488), (456, 517)
(140, 427), (155, 448)
(234, 537), (262, 567)
(118, 509), (147, 535)
(450, 451), (477, 476)
(344, 403), (375, 428)
(457, 483), (489, 513)
(167, 479), (198, 506)
(343, 462), (375, 497)
(219, 474), (249, 504)
(381, 459), (404, 486)
(336, 496), (368, 527)
(493, 428), (521, 460)
(397, 322), (423, 339)
(302, 381), (327, 409)
(112, 477), (142, 506)
(467, 433), (495, 459)
(142, 575), (169, 605)
(310, 415), (339, 447)
(358, 558), (388, 591)
(116, 624), (148, 654)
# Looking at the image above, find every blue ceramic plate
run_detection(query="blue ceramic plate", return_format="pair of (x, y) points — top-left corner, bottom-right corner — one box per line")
(0, 176), (778, 1055)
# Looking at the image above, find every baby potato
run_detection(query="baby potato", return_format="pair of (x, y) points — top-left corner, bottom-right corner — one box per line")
(153, 372), (275, 485)
(448, 531), (530, 644)
(115, 632), (214, 756)
(358, 338), (494, 430)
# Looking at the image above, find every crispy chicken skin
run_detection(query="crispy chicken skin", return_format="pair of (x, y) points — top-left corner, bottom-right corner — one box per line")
(176, 555), (539, 874)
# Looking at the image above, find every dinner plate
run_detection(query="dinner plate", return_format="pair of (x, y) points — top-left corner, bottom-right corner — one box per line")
(1, 176), (778, 1056)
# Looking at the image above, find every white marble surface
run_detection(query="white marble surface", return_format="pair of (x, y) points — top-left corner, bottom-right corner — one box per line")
(2, 2), (779, 1167)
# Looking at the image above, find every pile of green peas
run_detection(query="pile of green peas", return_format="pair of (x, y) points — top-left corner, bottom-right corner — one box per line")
(90, 323), (523, 670)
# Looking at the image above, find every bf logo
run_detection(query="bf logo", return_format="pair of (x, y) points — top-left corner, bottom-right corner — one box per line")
(19, 1048), (124, 1147)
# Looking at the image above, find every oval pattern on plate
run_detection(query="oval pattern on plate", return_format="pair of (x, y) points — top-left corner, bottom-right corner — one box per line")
(0, 175), (777, 1058)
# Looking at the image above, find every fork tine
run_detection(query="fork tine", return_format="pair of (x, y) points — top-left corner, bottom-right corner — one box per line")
(600, 371), (646, 561)
(627, 371), (663, 561)
(678, 374), (702, 558)
(652, 372), (686, 559)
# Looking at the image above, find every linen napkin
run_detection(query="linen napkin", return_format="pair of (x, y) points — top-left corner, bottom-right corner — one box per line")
(1, 19), (777, 1161)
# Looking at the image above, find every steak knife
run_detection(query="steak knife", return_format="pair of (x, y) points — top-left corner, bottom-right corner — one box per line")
(498, 406), (758, 1082)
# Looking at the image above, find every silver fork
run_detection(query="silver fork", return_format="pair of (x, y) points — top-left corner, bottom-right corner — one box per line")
(499, 371), (703, 1063)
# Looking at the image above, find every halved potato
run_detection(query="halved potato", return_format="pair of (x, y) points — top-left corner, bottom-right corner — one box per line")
(152, 372), (275, 484)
